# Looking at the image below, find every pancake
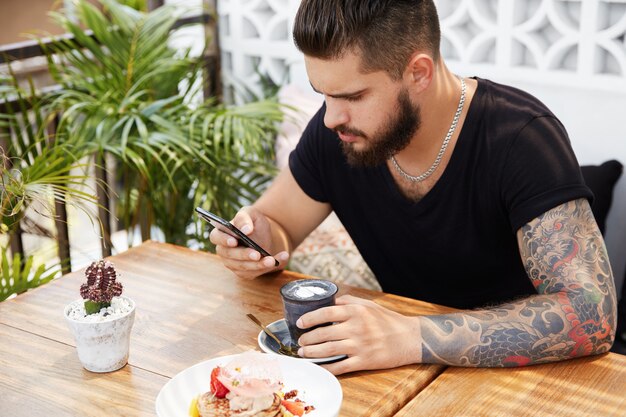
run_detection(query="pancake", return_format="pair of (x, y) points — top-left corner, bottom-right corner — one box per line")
(197, 392), (231, 417)
(197, 392), (283, 417)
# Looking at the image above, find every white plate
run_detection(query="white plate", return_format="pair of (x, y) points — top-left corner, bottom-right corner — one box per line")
(258, 319), (347, 364)
(155, 352), (342, 417)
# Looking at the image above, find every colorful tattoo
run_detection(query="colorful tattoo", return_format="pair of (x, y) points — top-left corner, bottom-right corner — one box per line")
(420, 198), (617, 366)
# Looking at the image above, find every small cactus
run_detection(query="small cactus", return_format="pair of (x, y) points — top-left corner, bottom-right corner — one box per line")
(80, 260), (123, 314)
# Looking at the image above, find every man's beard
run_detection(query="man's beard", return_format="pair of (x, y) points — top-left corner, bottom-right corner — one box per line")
(335, 89), (421, 167)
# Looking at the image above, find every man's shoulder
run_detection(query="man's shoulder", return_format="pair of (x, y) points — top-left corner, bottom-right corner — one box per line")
(470, 77), (566, 146)
(475, 77), (555, 119)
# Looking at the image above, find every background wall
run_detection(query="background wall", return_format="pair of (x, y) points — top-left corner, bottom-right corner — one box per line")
(0, 0), (105, 45)
(0, 0), (64, 44)
(217, 0), (626, 294)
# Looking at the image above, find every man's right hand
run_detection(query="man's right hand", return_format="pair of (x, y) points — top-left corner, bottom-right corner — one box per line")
(209, 206), (290, 279)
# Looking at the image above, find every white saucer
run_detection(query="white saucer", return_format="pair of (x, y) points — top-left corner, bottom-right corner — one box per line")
(257, 318), (347, 364)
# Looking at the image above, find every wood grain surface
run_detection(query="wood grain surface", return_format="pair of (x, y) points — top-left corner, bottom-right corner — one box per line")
(0, 324), (168, 417)
(394, 353), (626, 417)
(0, 241), (454, 417)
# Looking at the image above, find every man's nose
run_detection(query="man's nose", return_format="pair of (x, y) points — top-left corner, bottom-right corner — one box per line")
(323, 98), (349, 130)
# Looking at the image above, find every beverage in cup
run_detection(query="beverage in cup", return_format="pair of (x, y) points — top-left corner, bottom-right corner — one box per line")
(280, 279), (338, 346)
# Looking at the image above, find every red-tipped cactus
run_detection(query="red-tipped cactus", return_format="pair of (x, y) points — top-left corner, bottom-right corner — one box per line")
(80, 260), (123, 314)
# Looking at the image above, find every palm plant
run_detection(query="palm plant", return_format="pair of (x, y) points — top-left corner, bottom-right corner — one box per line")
(0, 246), (58, 302)
(0, 72), (99, 300)
(46, 0), (283, 248)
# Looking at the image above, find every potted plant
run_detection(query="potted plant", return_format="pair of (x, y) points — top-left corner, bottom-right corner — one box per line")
(45, 0), (284, 249)
(64, 260), (135, 372)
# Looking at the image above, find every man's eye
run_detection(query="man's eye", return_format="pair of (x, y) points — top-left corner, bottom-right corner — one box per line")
(344, 95), (361, 102)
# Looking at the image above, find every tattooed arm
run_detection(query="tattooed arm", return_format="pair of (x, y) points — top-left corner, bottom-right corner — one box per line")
(297, 198), (616, 374)
(420, 198), (617, 366)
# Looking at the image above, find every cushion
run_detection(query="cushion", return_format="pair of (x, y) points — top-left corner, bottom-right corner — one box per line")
(289, 213), (381, 291)
(581, 160), (623, 235)
(276, 84), (324, 169)
(276, 84), (379, 290)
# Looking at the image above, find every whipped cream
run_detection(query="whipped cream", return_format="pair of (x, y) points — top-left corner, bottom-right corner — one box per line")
(294, 285), (327, 299)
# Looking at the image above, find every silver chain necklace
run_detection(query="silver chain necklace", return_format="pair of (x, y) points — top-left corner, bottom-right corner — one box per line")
(390, 77), (466, 183)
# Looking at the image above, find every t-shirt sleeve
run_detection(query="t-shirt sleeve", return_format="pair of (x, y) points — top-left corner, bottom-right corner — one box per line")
(288, 103), (332, 203)
(502, 115), (593, 232)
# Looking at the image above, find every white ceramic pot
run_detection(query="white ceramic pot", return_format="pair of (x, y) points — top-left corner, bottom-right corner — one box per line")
(64, 296), (136, 373)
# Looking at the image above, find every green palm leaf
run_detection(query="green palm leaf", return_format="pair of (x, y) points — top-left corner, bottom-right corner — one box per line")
(42, 0), (285, 247)
(1, 69), (101, 301)
(0, 245), (60, 301)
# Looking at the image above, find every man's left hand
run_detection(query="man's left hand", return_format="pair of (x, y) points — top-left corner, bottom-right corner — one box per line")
(296, 294), (422, 375)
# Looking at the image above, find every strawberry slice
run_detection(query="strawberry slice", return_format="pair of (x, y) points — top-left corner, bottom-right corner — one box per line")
(210, 367), (230, 398)
(282, 400), (305, 416)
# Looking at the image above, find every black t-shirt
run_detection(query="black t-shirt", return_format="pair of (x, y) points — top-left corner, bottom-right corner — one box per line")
(289, 78), (592, 309)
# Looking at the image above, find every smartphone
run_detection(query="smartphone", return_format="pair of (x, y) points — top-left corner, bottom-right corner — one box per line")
(195, 207), (279, 266)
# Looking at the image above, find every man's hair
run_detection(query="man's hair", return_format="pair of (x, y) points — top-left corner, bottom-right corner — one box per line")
(293, 0), (441, 80)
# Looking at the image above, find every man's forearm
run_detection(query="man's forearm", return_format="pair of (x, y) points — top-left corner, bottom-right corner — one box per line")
(419, 199), (616, 367)
(419, 291), (613, 367)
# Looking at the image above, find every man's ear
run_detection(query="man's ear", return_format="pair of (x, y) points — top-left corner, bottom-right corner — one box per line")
(404, 53), (434, 93)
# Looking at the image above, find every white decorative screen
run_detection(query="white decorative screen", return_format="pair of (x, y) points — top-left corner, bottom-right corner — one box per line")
(439, 0), (626, 91)
(218, 0), (626, 95)
(217, 0), (303, 100)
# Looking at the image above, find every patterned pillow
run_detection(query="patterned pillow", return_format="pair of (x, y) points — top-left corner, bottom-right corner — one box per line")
(289, 213), (381, 291)
(276, 84), (380, 290)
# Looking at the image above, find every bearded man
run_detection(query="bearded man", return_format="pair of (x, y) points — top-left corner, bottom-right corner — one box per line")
(210, 0), (616, 374)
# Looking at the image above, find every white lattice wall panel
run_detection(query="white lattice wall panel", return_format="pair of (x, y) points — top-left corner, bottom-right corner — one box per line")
(217, 0), (303, 99)
(218, 0), (626, 95)
(439, 0), (626, 91)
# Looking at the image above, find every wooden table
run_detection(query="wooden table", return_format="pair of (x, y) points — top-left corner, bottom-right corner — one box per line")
(394, 352), (626, 417)
(0, 241), (454, 417)
(2, 241), (624, 417)
(395, 353), (626, 417)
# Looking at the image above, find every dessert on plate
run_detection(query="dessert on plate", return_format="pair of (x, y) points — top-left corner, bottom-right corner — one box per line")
(189, 352), (315, 417)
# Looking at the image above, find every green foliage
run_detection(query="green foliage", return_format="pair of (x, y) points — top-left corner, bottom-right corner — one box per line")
(0, 245), (59, 301)
(0, 0), (285, 303)
(0, 70), (99, 235)
(46, 0), (283, 248)
(1, 66), (99, 302)
(117, 0), (147, 11)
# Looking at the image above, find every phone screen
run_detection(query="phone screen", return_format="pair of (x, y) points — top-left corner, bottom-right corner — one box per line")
(195, 207), (278, 266)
